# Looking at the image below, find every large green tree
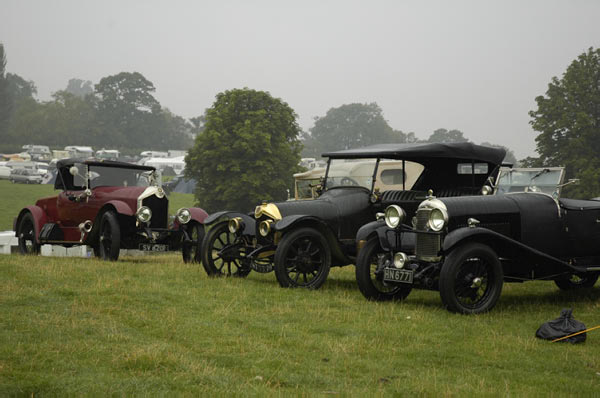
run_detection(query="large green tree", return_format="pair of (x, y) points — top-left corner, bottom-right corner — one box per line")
(529, 47), (600, 198)
(185, 88), (302, 212)
(304, 103), (407, 157)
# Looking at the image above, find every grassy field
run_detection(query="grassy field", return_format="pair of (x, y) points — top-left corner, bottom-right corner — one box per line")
(1, 180), (600, 394)
(0, 180), (196, 231)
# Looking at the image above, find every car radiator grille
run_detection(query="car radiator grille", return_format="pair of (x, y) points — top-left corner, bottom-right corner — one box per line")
(143, 195), (168, 228)
(414, 208), (441, 260)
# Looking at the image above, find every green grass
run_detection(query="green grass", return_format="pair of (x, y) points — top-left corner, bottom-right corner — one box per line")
(1, 180), (600, 394)
(0, 254), (599, 395)
(0, 180), (196, 231)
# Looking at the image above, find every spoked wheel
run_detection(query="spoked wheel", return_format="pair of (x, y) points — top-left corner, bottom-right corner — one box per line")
(200, 222), (251, 277)
(182, 222), (204, 264)
(554, 273), (599, 290)
(439, 243), (503, 314)
(97, 211), (120, 261)
(274, 227), (331, 289)
(355, 237), (411, 301)
(17, 212), (40, 255)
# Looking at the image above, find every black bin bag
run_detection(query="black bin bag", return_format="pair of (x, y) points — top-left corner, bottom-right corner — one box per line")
(536, 309), (587, 344)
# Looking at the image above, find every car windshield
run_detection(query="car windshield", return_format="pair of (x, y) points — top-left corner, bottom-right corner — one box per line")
(325, 159), (378, 190)
(85, 165), (158, 188)
(495, 168), (564, 196)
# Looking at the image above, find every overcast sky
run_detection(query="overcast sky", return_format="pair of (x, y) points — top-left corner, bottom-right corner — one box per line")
(2, 0), (599, 159)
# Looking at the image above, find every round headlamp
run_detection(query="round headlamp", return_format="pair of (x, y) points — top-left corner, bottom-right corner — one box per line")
(428, 208), (448, 231)
(228, 217), (244, 234)
(393, 252), (408, 269)
(136, 206), (152, 223)
(259, 220), (273, 237)
(384, 205), (406, 229)
(176, 208), (191, 224)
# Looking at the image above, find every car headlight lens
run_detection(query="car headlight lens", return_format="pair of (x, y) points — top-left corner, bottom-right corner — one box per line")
(228, 217), (244, 234)
(136, 206), (152, 223)
(384, 205), (405, 229)
(428, 208), (448, 231)
(176, 208), (191, 224)
(393, 252), (408, 269)
(259, 220), (272, 237)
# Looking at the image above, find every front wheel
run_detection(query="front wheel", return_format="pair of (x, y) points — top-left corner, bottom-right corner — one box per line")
(274, 227), (331, 289)
(97, 211), (120, 261)
(17, 212), (40, 255)
(554, 273), (599, 290)
(439, 243), (503, 314)
(355, 237), (411, 301)
(182, 222), (204, 264)
(200, 222), (250, 277)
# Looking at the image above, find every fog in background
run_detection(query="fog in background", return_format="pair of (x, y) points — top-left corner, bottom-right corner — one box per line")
(2, 0), (599, 159)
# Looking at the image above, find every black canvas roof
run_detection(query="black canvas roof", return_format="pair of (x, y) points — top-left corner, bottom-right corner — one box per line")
(322, 142), (506, 165)
(56, 158), (155, 172)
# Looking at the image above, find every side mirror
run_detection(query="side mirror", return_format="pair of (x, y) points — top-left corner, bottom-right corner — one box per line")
(69, 166), (79, 176)
(481, 185), (493, 195)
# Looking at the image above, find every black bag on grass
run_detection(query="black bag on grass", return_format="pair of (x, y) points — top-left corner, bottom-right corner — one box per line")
(536, 308), (586, 344)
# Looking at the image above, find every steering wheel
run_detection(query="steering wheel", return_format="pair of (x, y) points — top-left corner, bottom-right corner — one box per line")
(340, 177), (360, 186)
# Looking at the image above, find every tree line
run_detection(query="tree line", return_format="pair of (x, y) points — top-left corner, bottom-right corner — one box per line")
(0, 44), (196, 155)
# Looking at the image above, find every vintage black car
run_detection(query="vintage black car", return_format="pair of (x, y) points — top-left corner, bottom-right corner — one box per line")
(355, 191), (600, 314)
(200, 142), (505, 289)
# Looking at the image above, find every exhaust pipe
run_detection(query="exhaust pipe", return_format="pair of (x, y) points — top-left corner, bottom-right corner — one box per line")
(79, 220), (93, 242)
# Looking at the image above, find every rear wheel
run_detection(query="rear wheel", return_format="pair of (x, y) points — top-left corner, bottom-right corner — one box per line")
(200, 222), (250, 277)
(439, 243), (503, 314)
(274, 227), (331, 289)
(97, 211), (120, 261)
(182, 222), (204, 264)
(17, 212), (40, 255)
(554, 273), (599, 290)
(355, 237), (412, 301)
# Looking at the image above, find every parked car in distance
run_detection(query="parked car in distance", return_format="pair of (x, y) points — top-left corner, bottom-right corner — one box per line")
(0, 166), (11, 180)
(9, 168), (43, 184)
(201, 142), (505, 290)
(493, 167), (566, 197)
(356, 191), (600, 314)
(14, 158), (208, 262)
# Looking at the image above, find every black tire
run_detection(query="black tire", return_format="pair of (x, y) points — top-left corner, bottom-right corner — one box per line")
(355, 237), (412, 301)
(182, 222), (204, 264)
(554, 273), (599, 290)
(274, 227), (331, 289)
(200, 222), (250, 277)
(17, 212), (40, 255)
(97, 211), (120, 261)
(439, 243), (503, 314)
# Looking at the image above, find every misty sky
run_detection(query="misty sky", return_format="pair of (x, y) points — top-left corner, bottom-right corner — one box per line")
(2, 0), (599, 159)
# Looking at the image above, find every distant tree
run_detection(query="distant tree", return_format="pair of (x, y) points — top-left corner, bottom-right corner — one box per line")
(426, 128), (468, 143)
(529, 47), (600, 198)
(189, 114), (206, 137)
(65, 78), (93, 98)
(480, 142), (517, 165)
(0, 43), (10, 137)
(6, 73), (37, 103)
(185, 88), (302, 212)
(308, 103), (403, 155)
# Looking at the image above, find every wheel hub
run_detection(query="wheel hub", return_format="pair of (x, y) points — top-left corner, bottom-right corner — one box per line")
(471, 277), (483, 288)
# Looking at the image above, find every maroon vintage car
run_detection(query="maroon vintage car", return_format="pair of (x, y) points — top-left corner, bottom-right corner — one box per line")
(14, 158), (208, 261)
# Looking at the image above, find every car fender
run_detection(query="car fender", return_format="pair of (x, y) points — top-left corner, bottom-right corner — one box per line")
(203, 211), (256, 234)
(15, 206), (48, 243)
(274, 215), (349, 264)
(187, 207), (209, 224)
(104, 200), (136, 216)
(442, 227), (578, 272)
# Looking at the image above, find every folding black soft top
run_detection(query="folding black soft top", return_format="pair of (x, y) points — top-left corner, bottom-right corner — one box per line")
(56, 158), (155, 172)
(322, 142), (506, 166)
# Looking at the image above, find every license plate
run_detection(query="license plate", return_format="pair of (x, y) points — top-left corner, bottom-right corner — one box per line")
(383, 268), (414, 284)
(139, 243), (169, 252)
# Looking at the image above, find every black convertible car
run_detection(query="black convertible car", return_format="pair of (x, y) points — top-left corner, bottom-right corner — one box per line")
(355, 191), (600, 314)
(200, 142), (505, 289)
